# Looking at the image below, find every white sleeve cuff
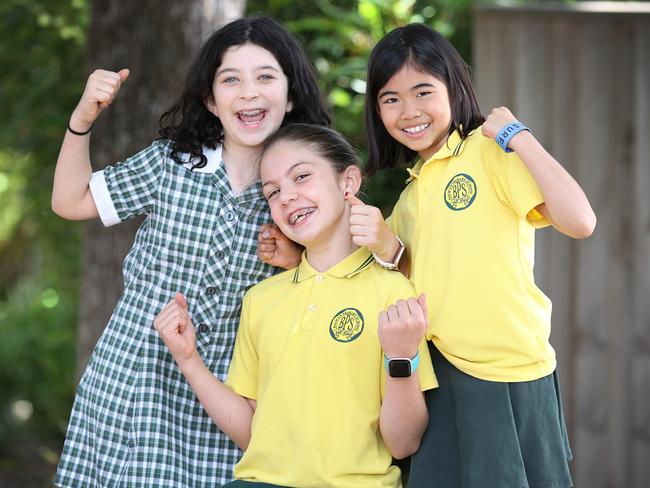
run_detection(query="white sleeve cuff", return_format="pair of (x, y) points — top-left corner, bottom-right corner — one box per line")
(89, 170), (121, 227)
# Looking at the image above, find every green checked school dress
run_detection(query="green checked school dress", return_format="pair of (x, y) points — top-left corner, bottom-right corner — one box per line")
(55, 140), (275, 487)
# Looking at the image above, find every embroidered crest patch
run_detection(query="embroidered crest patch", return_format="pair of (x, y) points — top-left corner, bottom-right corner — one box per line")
(444, 173), (477, 210)
(329, 308), (364, 343)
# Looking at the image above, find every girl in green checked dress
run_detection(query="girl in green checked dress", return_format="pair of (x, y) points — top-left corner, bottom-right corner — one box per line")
(51, 16), (329, 488)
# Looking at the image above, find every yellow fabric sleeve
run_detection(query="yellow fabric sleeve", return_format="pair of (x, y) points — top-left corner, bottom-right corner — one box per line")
(224, 294), (259, 400)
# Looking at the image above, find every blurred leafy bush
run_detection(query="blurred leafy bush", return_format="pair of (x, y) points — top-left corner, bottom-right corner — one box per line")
(0, 0), (88, 475)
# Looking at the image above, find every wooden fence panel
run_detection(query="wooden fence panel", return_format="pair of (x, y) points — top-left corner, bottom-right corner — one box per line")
(474, 5), (650, 487)
(631, 19), (650, 488)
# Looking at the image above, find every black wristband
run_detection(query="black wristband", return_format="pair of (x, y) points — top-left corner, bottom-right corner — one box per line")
(67, 122), (93, 136)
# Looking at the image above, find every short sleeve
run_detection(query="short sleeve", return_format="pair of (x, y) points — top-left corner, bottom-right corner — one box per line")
(89, 140), (168, 226)
(386, 175), (420, 245)
(225, 293), (259, 400)
(483, 137), (549, 226)
(526, 206), (549, 228)
(385, 209), (400, 237)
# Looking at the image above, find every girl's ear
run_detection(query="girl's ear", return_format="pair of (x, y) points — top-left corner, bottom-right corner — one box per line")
(340, 165), (362, 196)
(286, 99), (294, 113)
(205, 96), (218, 117)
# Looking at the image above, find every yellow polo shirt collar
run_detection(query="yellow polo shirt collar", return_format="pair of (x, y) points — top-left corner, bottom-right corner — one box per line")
(292, 247), (375, 283)
(406, 130), (467, 183)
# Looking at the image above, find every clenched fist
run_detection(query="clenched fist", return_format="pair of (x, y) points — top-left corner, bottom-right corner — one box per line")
(379, 294), (428, 359)
(154, 292), (197, 365)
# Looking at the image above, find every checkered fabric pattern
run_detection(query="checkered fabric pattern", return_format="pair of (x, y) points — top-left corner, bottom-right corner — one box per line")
(55, 140), (276, 487)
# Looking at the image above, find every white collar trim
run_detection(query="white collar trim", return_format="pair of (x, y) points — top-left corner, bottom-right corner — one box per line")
(181, 145), (222, 173)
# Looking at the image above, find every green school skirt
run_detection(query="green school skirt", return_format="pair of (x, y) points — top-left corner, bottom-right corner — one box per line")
(407, 342), (573, 488)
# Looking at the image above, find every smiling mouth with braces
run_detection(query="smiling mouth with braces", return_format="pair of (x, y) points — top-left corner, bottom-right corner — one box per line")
(289, 208), (315, 225)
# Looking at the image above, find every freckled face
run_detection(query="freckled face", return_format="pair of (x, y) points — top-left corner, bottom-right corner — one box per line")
(260, 140), (349, 250)
(377, 63), (452, 161)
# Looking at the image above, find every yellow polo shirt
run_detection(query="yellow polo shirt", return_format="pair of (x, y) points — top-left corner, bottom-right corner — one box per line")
(225, 247), (437, 488)
(388, 128), (555, 382)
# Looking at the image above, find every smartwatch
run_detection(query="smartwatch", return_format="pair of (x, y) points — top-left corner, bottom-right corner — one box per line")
(372, 236), (405, 270)
(384, 351), (420, 378)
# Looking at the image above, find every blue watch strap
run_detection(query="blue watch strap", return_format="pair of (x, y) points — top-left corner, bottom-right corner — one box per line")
(410, 351), (420, 373)
(496, 121), (530, 153)
(383, 351), (420, 374)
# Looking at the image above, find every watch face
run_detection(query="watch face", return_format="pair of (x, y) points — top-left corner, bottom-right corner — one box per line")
(388, 359), (412, 378)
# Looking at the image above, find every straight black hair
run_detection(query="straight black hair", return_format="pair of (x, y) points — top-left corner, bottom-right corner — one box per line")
(262, 123), (360, 175)
(159, 16), (331, 168)
(364, 23), (484, 176)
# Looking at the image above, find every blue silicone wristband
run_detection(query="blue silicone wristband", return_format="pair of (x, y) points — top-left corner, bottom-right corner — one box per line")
(496, 121), (530, 153)
(383, 351), (420, 374)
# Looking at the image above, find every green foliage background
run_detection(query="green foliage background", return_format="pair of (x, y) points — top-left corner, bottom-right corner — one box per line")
(0, 0), (88, 476)
(0, 0), (475, 482)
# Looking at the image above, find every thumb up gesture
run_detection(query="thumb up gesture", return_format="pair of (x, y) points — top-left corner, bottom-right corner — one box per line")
(69, 68), (130, 132)
(347, 193), (399, 260)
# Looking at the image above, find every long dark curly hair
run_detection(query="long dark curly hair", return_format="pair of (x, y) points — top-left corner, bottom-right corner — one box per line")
(159, 16), (331, 168)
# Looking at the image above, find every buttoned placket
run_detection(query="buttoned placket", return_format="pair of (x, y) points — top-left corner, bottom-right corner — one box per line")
(296, 273), (328, 334)
(199, 168), (245, 299)
(196, 177), (271, 350)
(193, 169), (240, 344)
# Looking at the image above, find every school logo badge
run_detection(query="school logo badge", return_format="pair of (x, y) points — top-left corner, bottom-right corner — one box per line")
(444, 173), (477, 210)
(329, 308), (364, 343)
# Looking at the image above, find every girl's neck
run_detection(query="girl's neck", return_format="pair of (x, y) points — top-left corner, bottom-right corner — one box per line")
(304, 237), (359, 273)
(302, 200), (360, 272)
(419, 124), (455, 162)
(419, 133), (449, 162)
(221, 142), (261, 197)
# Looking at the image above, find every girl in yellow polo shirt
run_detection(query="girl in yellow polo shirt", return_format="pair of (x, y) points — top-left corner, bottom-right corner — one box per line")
(155, 123), (438, 488)
(349, 23), (596, 488)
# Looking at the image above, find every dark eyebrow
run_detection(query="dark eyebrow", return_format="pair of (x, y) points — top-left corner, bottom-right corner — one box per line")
(378, 89), (398, 99)
(378, 82), (435, 99)
(216, 65), (281, 77)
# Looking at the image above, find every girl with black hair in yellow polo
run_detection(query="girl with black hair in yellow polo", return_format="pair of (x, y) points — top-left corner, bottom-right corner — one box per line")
(355, 24), (597, 488)
(155, 123), (437, 488)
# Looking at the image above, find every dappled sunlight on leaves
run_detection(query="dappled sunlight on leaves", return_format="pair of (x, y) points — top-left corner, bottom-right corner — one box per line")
(1, 0), (87, 478)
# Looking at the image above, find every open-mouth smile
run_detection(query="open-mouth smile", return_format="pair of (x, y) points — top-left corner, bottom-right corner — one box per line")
(288, 207), (316, 226)
(402, 122), (431, 135)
